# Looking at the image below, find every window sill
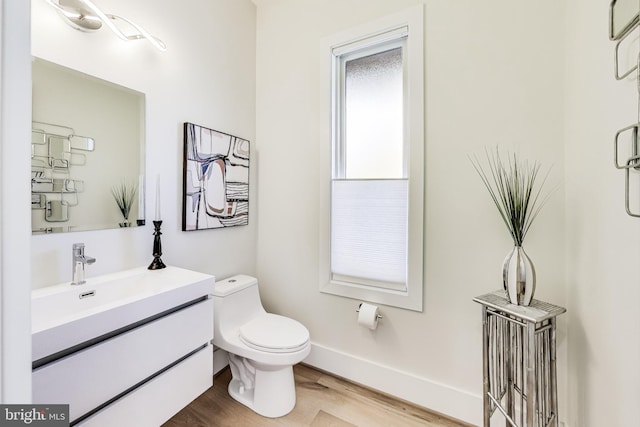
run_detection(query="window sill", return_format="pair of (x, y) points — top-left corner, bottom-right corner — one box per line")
(320, 279), (422, 312)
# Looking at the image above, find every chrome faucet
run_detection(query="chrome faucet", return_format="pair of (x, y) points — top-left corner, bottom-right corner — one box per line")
(71, 243), (96, 285)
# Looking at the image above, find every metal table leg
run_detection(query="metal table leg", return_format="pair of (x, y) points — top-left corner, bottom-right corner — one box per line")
(482, 306), (490, 427)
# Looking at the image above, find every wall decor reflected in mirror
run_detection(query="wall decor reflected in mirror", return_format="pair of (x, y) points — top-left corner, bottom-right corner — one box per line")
(610, 0), (639, 40)
(31, 58), (146, 234)
(182, 122), (250, 231)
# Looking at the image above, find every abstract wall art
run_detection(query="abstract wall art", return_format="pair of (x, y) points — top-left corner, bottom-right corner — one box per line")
(182, 122), (249, 231)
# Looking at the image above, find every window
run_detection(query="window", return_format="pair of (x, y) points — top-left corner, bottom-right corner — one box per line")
(319, 6), (424, 311)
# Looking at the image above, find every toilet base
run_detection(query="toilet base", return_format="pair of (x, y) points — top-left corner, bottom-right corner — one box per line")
(227, 354), (296, 418)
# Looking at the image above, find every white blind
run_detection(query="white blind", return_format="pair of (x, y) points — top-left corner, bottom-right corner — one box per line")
(331, 179), (408, 289)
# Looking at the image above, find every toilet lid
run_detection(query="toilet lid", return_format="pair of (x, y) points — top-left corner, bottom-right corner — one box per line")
(239, 313), (310, 353)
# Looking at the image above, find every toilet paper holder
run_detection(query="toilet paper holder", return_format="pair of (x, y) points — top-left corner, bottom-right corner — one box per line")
(356, 303), (382, 320)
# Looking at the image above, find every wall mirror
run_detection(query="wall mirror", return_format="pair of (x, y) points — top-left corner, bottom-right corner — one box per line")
(610, 0), (639, 40)
(31, 57), (146, 234)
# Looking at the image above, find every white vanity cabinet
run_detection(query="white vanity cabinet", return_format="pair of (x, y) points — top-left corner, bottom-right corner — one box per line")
(31, 266), (215, 426)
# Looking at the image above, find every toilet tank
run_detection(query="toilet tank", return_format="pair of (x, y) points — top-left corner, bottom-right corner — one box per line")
(212, 275), (266, 332)
(213, 275), (258, 298)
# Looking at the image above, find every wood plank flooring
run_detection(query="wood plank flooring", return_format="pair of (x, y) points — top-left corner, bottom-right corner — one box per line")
(163, 364), (472, 427)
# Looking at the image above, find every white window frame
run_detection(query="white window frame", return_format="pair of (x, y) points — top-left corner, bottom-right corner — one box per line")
(319, 5), (425, 312)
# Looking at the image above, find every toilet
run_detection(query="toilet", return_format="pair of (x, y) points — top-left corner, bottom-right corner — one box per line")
(212, 275), (310, 418)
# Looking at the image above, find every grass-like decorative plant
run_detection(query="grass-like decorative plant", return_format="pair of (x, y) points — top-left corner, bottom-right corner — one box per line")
(470, 148), (551, 247)
(111, 180), (138, 222)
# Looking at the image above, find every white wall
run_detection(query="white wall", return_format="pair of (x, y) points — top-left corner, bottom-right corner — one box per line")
(1, 0), (33, 403)
(30, 0), (257, 288)
(255, 0), (566, 424)
(564, 1), (640, 426)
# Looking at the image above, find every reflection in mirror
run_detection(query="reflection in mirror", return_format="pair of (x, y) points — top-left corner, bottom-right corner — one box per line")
(610, 0), (639, 40)
(31, 58), (146, 234)
(70, 135), (95, 151)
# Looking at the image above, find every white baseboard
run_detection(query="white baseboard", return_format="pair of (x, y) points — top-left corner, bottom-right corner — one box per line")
(212, 342), (482, 425)
(303, 342), (482, 426)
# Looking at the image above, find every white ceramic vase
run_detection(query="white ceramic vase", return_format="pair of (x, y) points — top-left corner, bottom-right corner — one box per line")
(502, 246), (536, 306)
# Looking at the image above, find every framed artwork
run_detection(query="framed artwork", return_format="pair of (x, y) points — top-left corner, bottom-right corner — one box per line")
(182, 122), (249, 231)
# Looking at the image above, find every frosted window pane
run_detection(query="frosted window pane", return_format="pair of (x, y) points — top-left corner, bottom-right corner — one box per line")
(331, 179), (408, 288)
(345, 47), (403, 179)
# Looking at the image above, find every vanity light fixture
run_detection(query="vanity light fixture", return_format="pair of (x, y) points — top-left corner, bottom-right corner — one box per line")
(43, 0), (167, 51)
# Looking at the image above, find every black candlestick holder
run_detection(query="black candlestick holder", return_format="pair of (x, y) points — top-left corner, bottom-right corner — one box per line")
(148, 220), (166, 270)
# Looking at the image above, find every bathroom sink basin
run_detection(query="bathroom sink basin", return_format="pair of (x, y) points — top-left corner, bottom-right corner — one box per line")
(32, 266), (214, 363)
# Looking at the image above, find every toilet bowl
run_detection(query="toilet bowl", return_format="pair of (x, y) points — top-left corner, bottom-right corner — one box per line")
(212, 275), (310, 418)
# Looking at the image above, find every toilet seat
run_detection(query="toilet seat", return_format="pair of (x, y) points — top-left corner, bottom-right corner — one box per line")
(239, 313), (309, 353)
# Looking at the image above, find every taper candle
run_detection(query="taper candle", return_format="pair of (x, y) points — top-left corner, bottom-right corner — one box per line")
(138, 175), (145, 220)
(155, 175), (161, 221)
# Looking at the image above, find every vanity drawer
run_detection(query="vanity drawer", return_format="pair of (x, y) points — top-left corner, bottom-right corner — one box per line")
(32, 298), (213, 423)
(78, 345), (213, 427)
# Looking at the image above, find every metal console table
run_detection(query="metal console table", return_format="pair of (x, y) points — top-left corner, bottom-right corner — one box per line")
(473, 291), (566, 427)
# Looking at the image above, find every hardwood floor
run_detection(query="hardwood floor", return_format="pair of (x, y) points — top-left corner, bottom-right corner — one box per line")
(163, 364), (472, 427)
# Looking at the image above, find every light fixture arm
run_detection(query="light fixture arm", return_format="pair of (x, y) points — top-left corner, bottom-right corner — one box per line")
(107, 14), (167, 51)
(44, 0), (102, 31)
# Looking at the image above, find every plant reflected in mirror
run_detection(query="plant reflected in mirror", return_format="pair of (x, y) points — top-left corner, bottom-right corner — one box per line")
(111, 180), (137, 227)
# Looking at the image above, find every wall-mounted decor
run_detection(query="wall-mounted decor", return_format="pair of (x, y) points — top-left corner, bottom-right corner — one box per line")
(182, 122), (249, 231)
(609, 1), (640, 217)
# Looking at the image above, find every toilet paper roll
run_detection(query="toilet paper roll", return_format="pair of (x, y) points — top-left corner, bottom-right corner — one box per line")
(357, 303), (380, 330)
